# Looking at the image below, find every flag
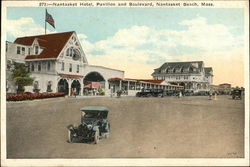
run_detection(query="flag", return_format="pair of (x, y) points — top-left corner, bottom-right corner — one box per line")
(46, 9), (55, 28)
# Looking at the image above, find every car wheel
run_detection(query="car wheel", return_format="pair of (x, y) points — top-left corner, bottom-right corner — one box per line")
(94, 129), (100, 144)
(158, 94), (163, 97)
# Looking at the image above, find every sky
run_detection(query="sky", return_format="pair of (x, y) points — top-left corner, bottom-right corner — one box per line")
(6, 7), (245, 86)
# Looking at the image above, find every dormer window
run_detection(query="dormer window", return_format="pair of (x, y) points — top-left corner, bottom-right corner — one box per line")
(35, 45), (39, 55)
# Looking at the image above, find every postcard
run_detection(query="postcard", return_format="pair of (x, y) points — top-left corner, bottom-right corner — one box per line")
(1, 0), (249, 166)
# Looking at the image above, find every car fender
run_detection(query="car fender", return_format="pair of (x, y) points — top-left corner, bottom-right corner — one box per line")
(93, 126), (99, 132)
(67, 124), (78, 133)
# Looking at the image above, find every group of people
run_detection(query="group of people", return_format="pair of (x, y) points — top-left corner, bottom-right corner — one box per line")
(70, 88), (78, 97)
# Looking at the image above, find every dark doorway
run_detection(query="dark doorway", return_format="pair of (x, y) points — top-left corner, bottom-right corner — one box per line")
(58, 79), (69, 95)
(71, 80), (81, 95)
(83, 72), (105, 95)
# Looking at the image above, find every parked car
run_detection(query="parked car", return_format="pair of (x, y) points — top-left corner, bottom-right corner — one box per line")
(136, 89), (164, 97)
(67, 106), (110, 144)
(136, 89), (153, 97)
(183, 90), (194, 96)
(165, 90), (179, 96)
(193, 91), (209, 96)
(231, 89), (242, 99)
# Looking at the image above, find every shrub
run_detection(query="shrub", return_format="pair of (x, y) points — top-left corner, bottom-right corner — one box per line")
(7, 92), (65, 101)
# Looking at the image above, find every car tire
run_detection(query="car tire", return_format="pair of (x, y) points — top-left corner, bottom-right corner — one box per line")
(68, 129), (74, 143)
(94, 129), (100, 144)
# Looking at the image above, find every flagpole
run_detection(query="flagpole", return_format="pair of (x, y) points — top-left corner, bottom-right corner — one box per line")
(45, 8), (47, 34)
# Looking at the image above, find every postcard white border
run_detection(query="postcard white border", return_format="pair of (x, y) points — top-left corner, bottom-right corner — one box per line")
(1, 0), (249, 166)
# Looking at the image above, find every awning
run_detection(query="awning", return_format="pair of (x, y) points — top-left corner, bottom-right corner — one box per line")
(59, 73), (83, 78)
(84, 82), (100, 89)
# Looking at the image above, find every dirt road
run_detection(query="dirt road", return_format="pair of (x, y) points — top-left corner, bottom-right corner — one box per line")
(6, 95), (244, 158)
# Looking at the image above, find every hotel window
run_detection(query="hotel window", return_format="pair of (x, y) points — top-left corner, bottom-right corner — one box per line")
(17, 46), (21, 54)
(70, 48), (73, 57)
(184, 76), (189, 80)
(28, 48), (31, 55)
(21, 47), (25, 55)
(27, 63), (30, 72)
(31, 63), (35, 71)
(69, 63), (72, 72)
(35, 45), (39, 55)
(38, 62), (41, 71)
(47, 61), (51, 71)
(66, 49), (70, 56)
(61, 62), (65, 71)
(77, 65), (79, 73)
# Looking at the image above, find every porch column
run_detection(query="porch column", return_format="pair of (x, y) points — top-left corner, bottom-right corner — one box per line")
(127, 81), (130, 95)
(79, 78), (83, 96)
(68, 79), (72, 96)
(119, 80), (122, 90)
(105, 80), (109, 96)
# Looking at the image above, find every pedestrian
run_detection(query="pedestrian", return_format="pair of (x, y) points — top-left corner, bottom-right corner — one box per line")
(209, 91), (212, 100)
(74, 88), (77, 98)
(178, 91), (182, 98)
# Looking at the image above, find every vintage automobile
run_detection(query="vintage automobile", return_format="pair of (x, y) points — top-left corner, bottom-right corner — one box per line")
(67, 106), (110, 144)
(136, 89), (164, 97)
(231, 89), (242, 99)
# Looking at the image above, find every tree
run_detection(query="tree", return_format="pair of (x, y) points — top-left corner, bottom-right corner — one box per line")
(11, 62), (34, 94)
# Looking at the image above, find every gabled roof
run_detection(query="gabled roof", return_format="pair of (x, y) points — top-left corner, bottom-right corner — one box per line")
(152, 61), (204, 75)
(14, 31), (74, 60)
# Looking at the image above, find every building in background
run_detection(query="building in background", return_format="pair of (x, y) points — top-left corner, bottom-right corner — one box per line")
(211, 83), (232, 95)
(152, 61), (213, 92)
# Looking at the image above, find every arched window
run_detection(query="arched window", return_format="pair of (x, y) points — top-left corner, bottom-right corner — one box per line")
(166, 68), (169, 73)
(72, 49), (80, 60)
(66, 48), (70, 56)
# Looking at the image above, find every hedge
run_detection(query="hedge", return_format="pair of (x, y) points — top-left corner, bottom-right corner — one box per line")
(7, 92), (65, 101)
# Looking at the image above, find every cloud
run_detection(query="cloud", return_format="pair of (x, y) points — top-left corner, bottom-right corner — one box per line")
(6, 17), (56, 38)
(79, 16), (244, 86)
